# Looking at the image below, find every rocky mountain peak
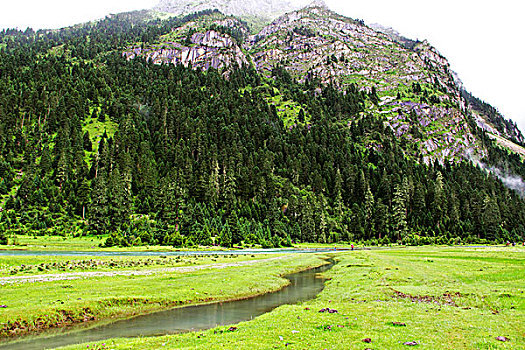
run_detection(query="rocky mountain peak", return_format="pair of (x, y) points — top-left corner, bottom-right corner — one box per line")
(305, 0), (329, 10)
(154, 0), (307, 22)
(126, 2), (524, 164)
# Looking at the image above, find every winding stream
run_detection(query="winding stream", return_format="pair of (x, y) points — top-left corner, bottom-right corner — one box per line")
(0, 262), (333, 350)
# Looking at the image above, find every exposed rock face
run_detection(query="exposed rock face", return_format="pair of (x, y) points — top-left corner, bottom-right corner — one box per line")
(127, 3), (521, 163)
(463, 90), (525, 145)
(123, 14), (251, 73)
(124, 30), (248, 71)
(245, 4), (480, 163)
(370, 23), (419, 50)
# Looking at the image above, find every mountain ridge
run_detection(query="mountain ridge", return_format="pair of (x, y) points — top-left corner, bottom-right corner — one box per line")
(0, 2), (524, 247)
(125, 4), (523, 166)
(150, 1), (523, 152)
(154, 0), (310, 30)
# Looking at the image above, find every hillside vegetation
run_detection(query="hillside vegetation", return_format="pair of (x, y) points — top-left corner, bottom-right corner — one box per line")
(0, 8), (524, 248)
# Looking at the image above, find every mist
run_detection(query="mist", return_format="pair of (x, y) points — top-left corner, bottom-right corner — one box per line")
(469, 155), (525, 195)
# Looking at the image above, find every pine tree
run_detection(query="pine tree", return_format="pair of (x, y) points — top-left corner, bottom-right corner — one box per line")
(221, 165), (237, 211)
(333, 168), (344, 216)
(431, 171), (445, 228)
(88, 175), (108, 234)
(39, 145), (52, 175)
(218, 223), (232, 247)
(108, 168), (127, 231)
(364, 184), (375, 236)
(298, 109), (305, 123)
(77, 179), (91, 219)
(300, 198), (316, 242)
(0, 230), (7, 245)
(483, 195), (501, 240)
(228, 210), (243, 245)
(83, 131), (92, 152)
(55, 151), (69, 190)
(207, 158), (220, 207)
(374, 198), (389, 240)
(392, 179), (409, 242)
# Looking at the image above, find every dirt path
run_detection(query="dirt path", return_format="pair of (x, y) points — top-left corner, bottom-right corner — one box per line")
(0, 256), (286, 285)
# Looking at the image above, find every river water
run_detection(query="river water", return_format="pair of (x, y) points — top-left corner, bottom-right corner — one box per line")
(0, 262), (333, 350)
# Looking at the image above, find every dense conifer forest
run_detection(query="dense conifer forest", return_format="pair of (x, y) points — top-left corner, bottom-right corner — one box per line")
(1, 12), (524, 247)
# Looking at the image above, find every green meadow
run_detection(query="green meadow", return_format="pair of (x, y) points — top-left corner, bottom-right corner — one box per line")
(0, 247), (523, 349)
(0, 254), (322, 340)
(3, 235), (228, 251)
(58, 247), (524, 350)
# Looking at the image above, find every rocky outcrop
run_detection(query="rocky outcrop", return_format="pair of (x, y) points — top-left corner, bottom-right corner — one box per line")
(242, 4), (485, 162)
(124, 27), (249, 72)
(127, 3), (521, 163)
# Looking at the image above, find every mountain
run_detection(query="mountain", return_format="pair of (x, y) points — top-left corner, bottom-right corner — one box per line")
(155, 0), (305, 18)
(0, 3), (524, 248)
(154, 0), (309, 30)
(369, 23), (419, 50)
(131, 2), (522, 164)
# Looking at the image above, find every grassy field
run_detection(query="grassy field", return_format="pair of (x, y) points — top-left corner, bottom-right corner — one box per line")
(0, 253), (278, 277)
(3, 235), (107, 251)
(0, 254), (324, 340)
(60, 246), (524, 350)
(5, 234), (357, 251)
(3, 235), (258, 251)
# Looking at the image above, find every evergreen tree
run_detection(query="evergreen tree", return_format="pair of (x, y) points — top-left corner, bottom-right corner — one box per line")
(483, 195), (502, 241)
(218, 223), (232, 247)
(83, 131), (93, 152)
(88, 175), (108, 234)
(392, 179), (409, 242)
(77, 179), (91, 219)
(0, 230), (7, 245)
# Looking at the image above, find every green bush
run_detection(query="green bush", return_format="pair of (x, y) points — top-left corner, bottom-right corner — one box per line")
(0, 231), (7, 245)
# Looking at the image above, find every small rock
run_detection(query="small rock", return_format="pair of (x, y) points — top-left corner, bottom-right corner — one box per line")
(495, 336), (509, 342)
(279, 336), (284, 341)
(227, 327), (237, 332)
(0, 305), (7, 308)
(328, 309), (338, 313)
(404, 341), (418, 346)
(393, 322), (406, 326)
(363, 338), (372, 343)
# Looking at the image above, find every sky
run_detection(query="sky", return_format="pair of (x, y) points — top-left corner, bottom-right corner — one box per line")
(0, 0), (523, 133)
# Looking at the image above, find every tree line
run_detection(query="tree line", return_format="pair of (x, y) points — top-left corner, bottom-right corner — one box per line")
(0, 11), (524, 247)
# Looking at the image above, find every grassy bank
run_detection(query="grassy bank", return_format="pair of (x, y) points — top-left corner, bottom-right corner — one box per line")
(63, 246), (524, 350)
(0, 254), (273, 277)
(0, 254), (326, 340)
(3, 235), (336, 252)
(1, 235), (229, 251)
